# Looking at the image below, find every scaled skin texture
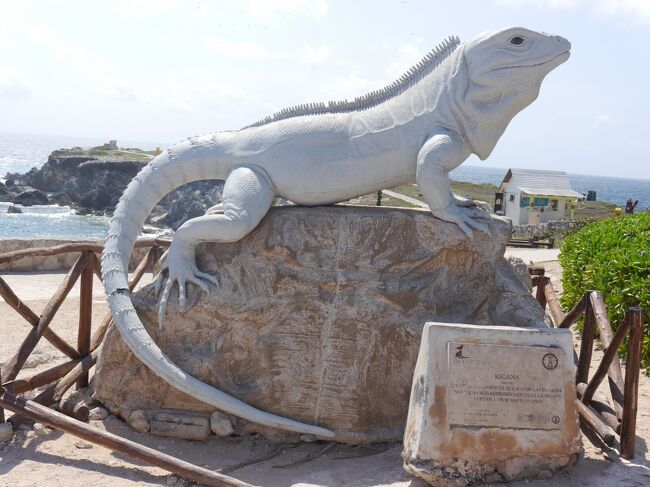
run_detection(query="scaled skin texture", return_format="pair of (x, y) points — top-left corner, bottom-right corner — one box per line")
(101, 27), (571, 437)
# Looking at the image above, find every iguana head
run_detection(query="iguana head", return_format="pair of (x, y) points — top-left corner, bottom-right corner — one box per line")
(453, 27), (571, 160)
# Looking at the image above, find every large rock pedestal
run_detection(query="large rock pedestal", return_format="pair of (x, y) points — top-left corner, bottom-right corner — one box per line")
(92, 206), (546, 443)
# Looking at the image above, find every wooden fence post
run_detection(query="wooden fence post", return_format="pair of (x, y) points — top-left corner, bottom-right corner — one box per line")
(3, 253), (87, 381)
(543, 278), (565, 327)
(0, 368), (4, 423)
(576, 292), (596, 384)
(0, 390), (252, 487)
(76, 252), (94, 389)
(590, 291), (625, 421)
(620, 307), (644, 459)
(535, 275), (547, 309)
(581, 317), (630, 405)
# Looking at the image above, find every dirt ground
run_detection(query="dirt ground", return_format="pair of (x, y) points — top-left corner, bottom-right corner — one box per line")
(1, 258), (650, 487)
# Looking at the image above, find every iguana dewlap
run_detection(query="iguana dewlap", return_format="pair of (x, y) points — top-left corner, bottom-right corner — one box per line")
(102, 27), (570, 438)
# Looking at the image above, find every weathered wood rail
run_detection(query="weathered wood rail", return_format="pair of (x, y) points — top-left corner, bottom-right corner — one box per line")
(531, 266), (645, 459)
(0, 239), (256, 485)
(508, 236), (555, 249)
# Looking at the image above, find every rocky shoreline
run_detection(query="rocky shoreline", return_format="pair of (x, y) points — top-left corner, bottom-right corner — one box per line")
(0, 141), (223, 230)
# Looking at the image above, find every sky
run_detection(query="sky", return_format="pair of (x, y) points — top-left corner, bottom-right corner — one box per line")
(0, 0), (648, 178)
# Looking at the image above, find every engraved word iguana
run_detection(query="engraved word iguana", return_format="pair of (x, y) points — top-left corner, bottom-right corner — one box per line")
(102, 27), (570, 439)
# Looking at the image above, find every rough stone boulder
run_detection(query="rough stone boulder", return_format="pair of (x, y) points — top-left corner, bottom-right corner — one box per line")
(14, 188), (50, 206)
(92, 206), (546, 443)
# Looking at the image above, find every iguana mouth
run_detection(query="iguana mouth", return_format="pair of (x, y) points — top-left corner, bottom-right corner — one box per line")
(494, 49), (571, 71)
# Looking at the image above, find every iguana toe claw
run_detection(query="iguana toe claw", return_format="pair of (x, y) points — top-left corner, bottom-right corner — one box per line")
(465, 217), (491, 237)
(432, 204), (494, 238)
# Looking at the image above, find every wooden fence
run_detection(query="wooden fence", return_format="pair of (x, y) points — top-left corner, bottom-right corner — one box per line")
(0, 239), (253, 486)
(531, 267), (644, 459)
(0, 242), (645, 483)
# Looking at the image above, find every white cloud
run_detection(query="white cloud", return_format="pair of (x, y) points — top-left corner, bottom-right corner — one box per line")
(98, 71), (248, 113)
(20, 24), (89, 63)
(495, 0), (650, 24)
(595, 113), (618, 127)
(596, 0), (650, 21)
(0, 68), (32, 101)
(204, 40), (273, 59)
(301, 46), (332, 63)
(107, 79), (140, 102)
(388, 40), (426, 78)
(112, 0), (183, 20)
(244, 0), (328, 21)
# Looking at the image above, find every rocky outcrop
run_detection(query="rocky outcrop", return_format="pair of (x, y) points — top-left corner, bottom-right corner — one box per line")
(2, 145), (224, 229)
(92, 206), (546, 443)
(150, 182), (223, 230)
(13, 188), (50, 206)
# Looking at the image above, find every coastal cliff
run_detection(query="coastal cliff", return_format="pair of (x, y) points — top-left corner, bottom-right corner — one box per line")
(1, 143), (224, 230)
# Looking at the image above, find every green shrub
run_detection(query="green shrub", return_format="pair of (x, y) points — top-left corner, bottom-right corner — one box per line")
(559, 213), (650, 371)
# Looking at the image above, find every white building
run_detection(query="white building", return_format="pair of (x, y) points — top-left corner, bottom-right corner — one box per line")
(496, 168), (583, 225)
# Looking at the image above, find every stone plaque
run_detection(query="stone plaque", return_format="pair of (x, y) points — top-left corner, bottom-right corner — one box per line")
(447, 342), (565, 429)
(403, 323), (581, 485)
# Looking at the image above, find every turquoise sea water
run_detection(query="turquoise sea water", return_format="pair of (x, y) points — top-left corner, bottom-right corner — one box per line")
(1, 131), (649, 239)
(0, 202), (110, 240)
(0, 131), (167, 240)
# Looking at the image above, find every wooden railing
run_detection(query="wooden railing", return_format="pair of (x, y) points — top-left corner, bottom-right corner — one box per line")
(0, 239), (253, 486)
(0, 241), (644, 481)
(531, 267), (645, 459)
(0, 239), (169, 388)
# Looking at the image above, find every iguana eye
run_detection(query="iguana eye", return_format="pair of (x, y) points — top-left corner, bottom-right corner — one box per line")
(510, 36), (525, 46)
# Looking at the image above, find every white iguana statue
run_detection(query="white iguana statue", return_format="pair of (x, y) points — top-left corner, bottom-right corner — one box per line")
(102, 27), (570, 439)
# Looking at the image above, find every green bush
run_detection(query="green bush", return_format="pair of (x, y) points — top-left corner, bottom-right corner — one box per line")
(559, 213), (650, 371)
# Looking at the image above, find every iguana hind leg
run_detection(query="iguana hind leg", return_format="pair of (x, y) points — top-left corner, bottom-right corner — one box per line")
(155, 165), (275, 327)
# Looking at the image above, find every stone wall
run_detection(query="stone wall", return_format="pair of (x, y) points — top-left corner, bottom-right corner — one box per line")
(0, 239), (149, 272)
(93, 206), (547, 443)
(512, 220), (578, 239)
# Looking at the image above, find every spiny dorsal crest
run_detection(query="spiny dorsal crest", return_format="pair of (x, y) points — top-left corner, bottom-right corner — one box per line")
(242, 35), (461, 129)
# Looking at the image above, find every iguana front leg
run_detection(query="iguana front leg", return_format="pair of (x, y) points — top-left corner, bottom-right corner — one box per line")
(154, 165), (275, 327)
(417, 129), (490, 237)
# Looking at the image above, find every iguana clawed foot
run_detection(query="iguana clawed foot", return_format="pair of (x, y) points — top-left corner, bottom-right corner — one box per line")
(431, 203), (491, 238)
(153, 240), (219, 328)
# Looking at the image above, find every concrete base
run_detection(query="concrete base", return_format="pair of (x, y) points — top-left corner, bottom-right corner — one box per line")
(402, 323), (581, 485)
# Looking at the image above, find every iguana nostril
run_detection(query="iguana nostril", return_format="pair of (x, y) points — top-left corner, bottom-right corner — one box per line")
(552, 35), (570, 49)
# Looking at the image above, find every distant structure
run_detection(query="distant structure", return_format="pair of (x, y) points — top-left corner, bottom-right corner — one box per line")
(96, 140), (118, 150)
(625, 198), (639, 214)
(495, 168), (582, 225)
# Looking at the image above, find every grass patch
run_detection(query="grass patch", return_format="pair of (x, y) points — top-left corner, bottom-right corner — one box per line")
(573, 200), (618, 220)
(52, 147), (154, 162)
(387, 180), (498, 206)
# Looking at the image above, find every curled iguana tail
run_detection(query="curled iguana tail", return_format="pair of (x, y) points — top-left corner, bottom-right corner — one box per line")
(101, 138), (335, 438)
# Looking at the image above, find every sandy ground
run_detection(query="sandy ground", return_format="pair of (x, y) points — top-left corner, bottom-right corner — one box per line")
(504, 248), (560, 264)
(1, 256), (649, 487)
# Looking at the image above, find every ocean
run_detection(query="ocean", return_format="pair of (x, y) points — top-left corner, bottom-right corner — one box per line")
(1, 131), (649, 239)
(450, 165), (650, 210)
(0, 132), (166, 240)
